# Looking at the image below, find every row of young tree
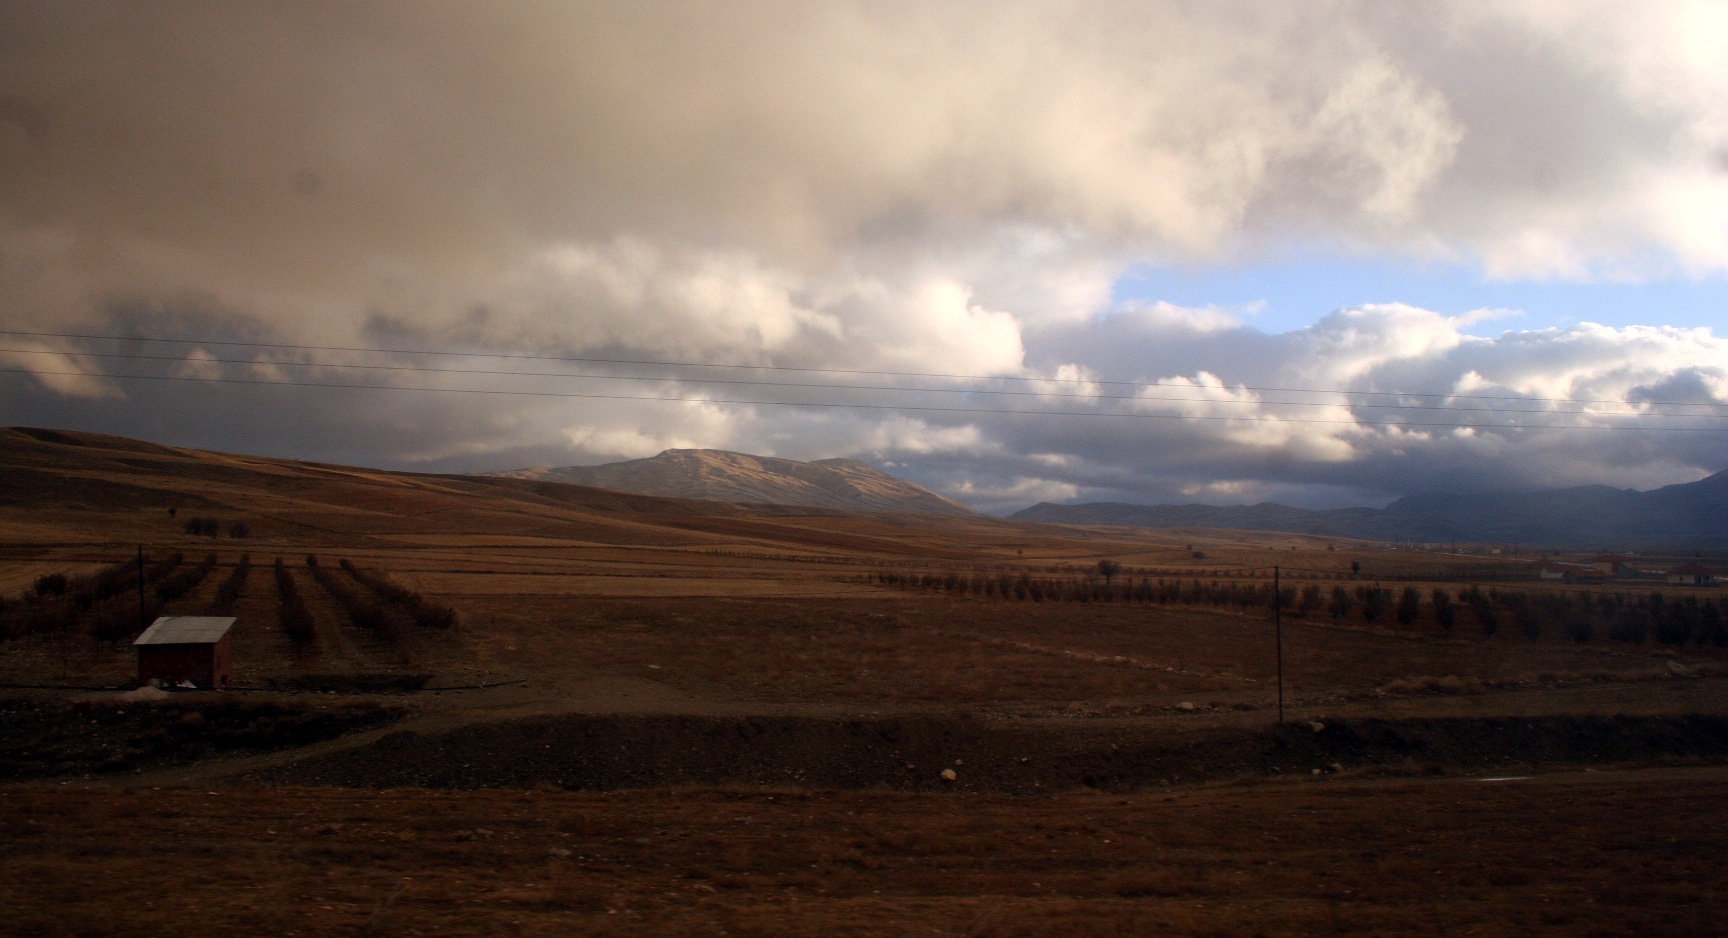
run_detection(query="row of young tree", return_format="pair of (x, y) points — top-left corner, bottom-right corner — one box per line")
(274, 558), (316, 651)
(0, 551), (221, 642)
(1316, 583), (1726, 646)
(339, 559), (459, 630)
(876, 570), (1728, 648)
(299, 555), (460, 652)
(0, 548), (459, 657)
(214, 554), (250, 610)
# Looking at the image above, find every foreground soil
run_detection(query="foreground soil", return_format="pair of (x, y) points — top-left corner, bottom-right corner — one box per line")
(5, 766), (1725, 937)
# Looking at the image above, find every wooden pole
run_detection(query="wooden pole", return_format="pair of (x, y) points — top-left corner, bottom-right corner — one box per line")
(1274, 565), (1284, 725)
(137, 544), (145, 632)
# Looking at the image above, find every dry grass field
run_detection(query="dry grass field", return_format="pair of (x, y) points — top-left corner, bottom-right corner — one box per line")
(6, 770), (1728, 937)
(4, 427), (1727, 935)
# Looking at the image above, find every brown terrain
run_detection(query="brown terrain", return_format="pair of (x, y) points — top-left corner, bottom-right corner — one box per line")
(3, 425), (1726, 936)
(488, 448), (975, 515)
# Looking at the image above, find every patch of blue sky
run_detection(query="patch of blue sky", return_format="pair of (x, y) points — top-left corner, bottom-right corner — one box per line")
(1113, 257), (1725, 337)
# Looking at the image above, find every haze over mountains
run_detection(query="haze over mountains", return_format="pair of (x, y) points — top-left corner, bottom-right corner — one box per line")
(486, 449), (974, 516)
(1013, 470), (1728, 549)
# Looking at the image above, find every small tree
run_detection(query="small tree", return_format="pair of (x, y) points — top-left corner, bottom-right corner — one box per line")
(1395, 587), (1421, 626)
(31, 573), (69, 598)
(1655, 598), (1699, 647)
(1328, 585), (1354, 619)
(1699, 601), (1725, 647)
(1361, 585), (1387, 623)
(1608, 606), (1649, 645)
(1096, 559), (1122, 585)
(1432, 589), (1456, 633)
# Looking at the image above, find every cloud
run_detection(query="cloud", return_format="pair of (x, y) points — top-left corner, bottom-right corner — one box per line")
(989, 306), (1728, 506)
(0, 339), (120, 399)
(2, 2), (1726, 512)
(0, 3), (1463, 336)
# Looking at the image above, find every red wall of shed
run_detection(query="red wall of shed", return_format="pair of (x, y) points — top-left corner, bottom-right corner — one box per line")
(137, 633), (232, 688)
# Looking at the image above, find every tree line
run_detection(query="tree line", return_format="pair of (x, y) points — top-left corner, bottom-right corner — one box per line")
(875, 570), (1728, 649)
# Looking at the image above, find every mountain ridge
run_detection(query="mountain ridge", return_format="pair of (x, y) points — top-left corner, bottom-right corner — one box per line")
(486, 449), (973, 516)
(1011, 470), (1728, 548)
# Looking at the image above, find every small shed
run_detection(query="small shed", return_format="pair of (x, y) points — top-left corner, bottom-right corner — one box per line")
(134, 616), (235, 689)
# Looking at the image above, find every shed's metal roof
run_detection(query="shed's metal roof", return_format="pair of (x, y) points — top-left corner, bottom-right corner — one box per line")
(133, 616), (236, 646)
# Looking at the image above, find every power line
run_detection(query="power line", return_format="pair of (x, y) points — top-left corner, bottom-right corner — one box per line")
(6, 366), (1726, 432)
(4, 345), (1716, 418)
(5, 327), (1723, 411)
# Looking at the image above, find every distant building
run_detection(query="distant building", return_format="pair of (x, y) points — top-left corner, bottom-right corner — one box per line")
(1667, 563), (1718, 586)
(134, 616), (235, 689)
(1593, 554), (1634, 577)
(1534, 560), (1605, 581)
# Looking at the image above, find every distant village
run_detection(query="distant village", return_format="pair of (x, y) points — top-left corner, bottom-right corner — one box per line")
(1531, 555), (1719, 586)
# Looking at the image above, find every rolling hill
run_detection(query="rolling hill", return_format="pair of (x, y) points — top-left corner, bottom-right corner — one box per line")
(486, 449), (973, 515)
(0, 426), (1156, 573)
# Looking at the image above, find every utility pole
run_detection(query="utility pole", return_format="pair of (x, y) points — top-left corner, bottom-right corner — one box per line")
(1274, 565), (1284, 725)
(137, 544), (145, 632)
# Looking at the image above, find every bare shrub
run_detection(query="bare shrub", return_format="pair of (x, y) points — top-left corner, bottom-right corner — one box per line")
(306, 555), (406, 646)
(214, 554), (251, 609)
(1431, 588), (1455, 633)
(1359, 585), (1387, 623)
(274, 558), (317, 649)
(339, 559), (459, 630)
(1328, 586), (1353, 619)
(1395, 587), (1420, 626)
(154, 552), (216, 604)
(31, 573), (69, 598)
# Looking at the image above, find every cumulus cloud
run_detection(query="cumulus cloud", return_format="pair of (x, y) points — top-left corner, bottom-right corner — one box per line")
(0, 3), (1463, 341)
(2, 2), (1726, 511)
(998, 305), (1728, 506)
(0, 339), (120, 399)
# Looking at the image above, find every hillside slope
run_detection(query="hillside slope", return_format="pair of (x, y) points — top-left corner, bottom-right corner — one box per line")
(0, 427), (1081, 566)
(489, 449), (972, 515)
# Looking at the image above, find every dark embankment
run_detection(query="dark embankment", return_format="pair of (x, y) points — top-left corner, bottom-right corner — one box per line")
(250, 713), (1728, 792)
(0, 696), (405, 780)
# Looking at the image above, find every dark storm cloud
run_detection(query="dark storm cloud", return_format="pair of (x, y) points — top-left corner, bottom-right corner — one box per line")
(2, 2), (1725, 511)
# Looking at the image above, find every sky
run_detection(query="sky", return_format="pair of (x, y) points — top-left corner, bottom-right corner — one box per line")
(1, 1), (1726, 514)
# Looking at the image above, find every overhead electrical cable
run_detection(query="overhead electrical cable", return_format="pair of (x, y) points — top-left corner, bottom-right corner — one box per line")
(5, 327), (1725, 412)
(6, 366), (1725, 433)
(2, 346), (1715, 417)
